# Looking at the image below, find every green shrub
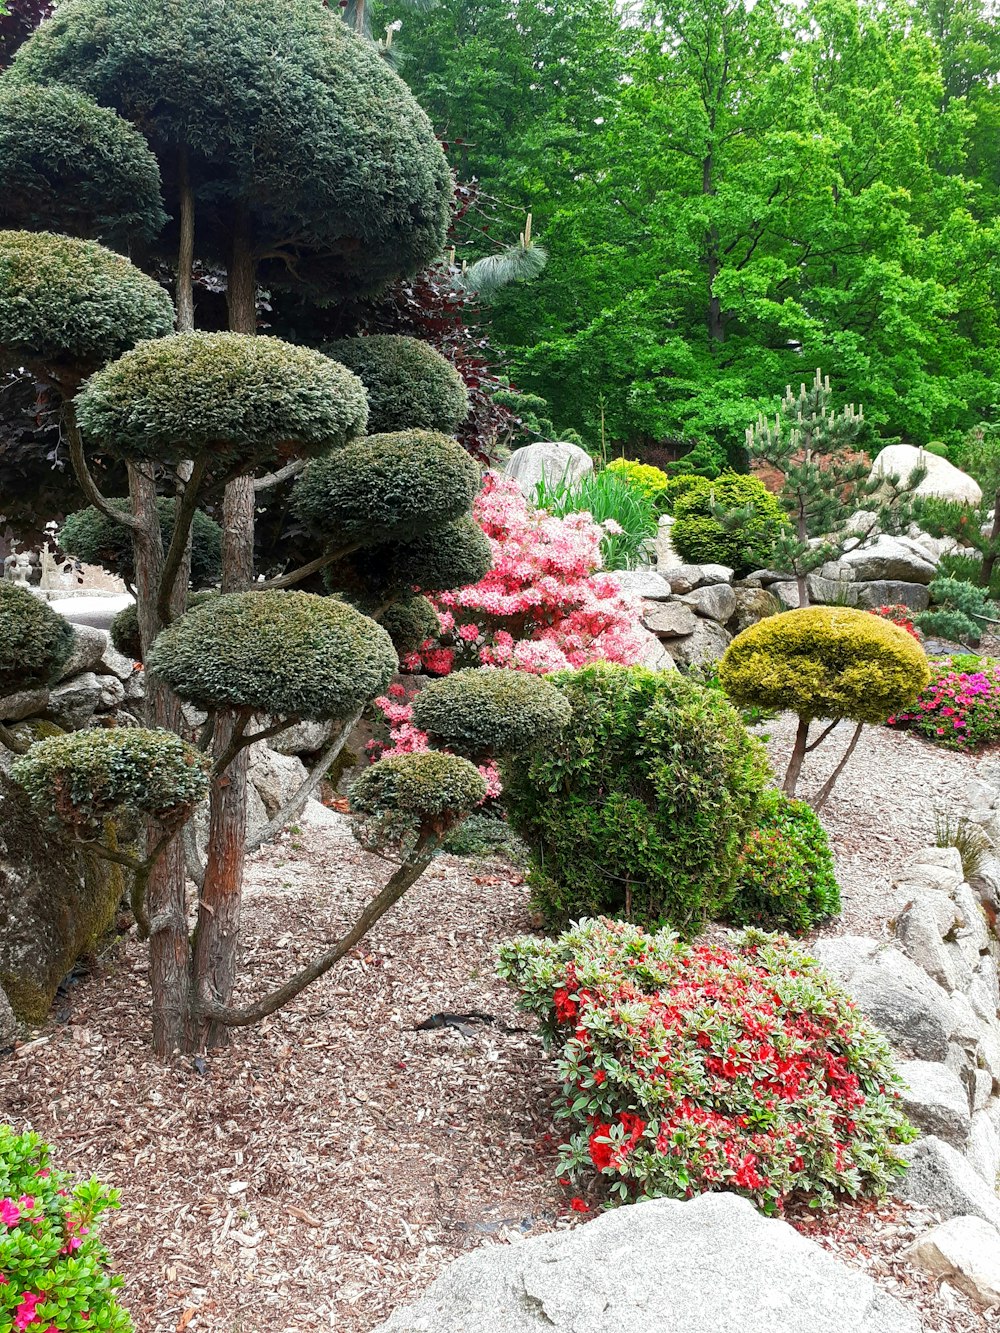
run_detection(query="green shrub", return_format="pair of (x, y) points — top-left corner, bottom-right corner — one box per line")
(719, 607), (931, 724)
(0, 1126), (132, 1331)
(0, 581), (75, 692)
(13, 727), (210, 835)
(503, 664), (772, 933)
(343, 513), (493, 599)
(324, 335), (469, 435)
(916, 576), (999, 645)
(379, 596), (440, 656)
(659, 473), (707, 513)
(498, 919), (915, 1214)
(605, 457), (670, 508)
(725, 789), (841, 932)
(413, 667), (571, 759)
(443, 810), (529, 864)
(350, 750), (486, 820)
(110, 602), (141, 662)
(147, 590), (396, 720)
(60, 498), (222, 588)
(75, 332), (369, 466)
(534, 470), (658, 570)
(293, 429), (479, 544)
(0, 81), (166, 244)
(923, 441), (949, 457)
(0, 229), (174, 369)
(670, 472), (786, 573)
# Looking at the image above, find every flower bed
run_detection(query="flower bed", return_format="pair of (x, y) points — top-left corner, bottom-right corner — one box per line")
(499, 918), (915, 1216)
(888, 658), (1000, 749)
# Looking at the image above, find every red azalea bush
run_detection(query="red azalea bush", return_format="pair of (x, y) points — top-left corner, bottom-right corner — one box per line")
(868, 604), (921, 640)
(498, 918), (914, 1216)
(0, 1126), (130, 1331)
(888, 658), (1000, 749)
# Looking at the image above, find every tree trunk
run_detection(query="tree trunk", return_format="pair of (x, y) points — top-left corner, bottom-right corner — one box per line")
(795, 504), (810, 608)
(980, 487), (1000, 589)
(783, 716), (810, 797)
(176, 146), (196, 335)
(192, 205), (258, 1048)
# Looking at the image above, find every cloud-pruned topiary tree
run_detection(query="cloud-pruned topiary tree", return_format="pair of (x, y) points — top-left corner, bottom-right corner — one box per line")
(0, 580), (74, 694)
(323, 335), (470, 435)
(60, 499), (223, 592)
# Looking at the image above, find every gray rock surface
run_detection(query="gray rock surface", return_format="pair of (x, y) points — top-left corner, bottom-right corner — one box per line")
(727, 586), (782, 635)
(904, 1215), (1000, 1309)
(99, 639), (138, 681)
(897, 1135), (1000, 1231)
(0, 987), (19, 1050)
(642, 600), (698, 638)
(611, 569), (674, 600)
(247, 744), (309, 818)
(46, 673), (103, 728)
(679, 583), (738, 624)
(870, 443), (983, 505)
(268, 719), (336, 757)
(663, 618), (733, 668)
(0, 688), (49, 722)
(660, 563), (734, 594)
(375, 1193), (920, 1333)
(966, 1110), (1000, 1185)
(840, 536), (936, 584)
(56, 624), (108, 681)
(852, 581), (931, 611)
(897, 1060), (971, 1148)
(504, 441), (594, 498)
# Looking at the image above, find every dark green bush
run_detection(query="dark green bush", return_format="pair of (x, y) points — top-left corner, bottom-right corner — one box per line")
(671, 472), (786, 572)
(0, 229), (174, 369)
(413, 667), (571, 759)
(725, 788), (841, 932)
(0, 81), (166, 244)
(147, 590), (396, 720)
(379, 596), (440, 656)
(75, 332), (368, 466)
(443, 811), (529, 864)
(324, 336), (469, 435)
(109, 603), (141, 662)
(350, 751), (486, 821)
(12, 726), (210, 835)
(343, 514), (493, 599)
(0, 581), (75, 692)
(916, 576), (999, 645)
(502, 663), (772, 933)
(60, 498), (222, 588)
(293, 429), (479, 544)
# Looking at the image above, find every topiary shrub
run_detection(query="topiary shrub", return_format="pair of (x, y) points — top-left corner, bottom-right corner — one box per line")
(323, 335), (469, 435)
(75, 332), (369, 466)
(0, 581), (75, 692)
(379, 596), (440, 656)
(0, 81), (166, 244)
(725, 788), (841, 932)
(109, 603), (141, 662)
(719, 607), (930, 803)
(0, 1126), (132, 1331)
(60, 498), (222, 588)
(343, 513), (493, 600)
(605, 457), (670, 508)
(498, 918), (915, 1214)
(670, 471), (786, 572)
(503, 664), (772, 932)
(0, 229), (175, 370)
(293, 429), (479, 544)
(412, 667), (571, 759)
(147, 590), (396, 720)
(350, 750), (486, 821)
(12, 727), (210, 835)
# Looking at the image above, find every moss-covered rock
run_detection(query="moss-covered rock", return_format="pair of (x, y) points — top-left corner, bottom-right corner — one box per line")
(323, 336), (469, 435)
(0, 582), (75, 693)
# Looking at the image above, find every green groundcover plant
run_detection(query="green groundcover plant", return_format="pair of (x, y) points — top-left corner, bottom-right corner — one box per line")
(0, 1125), (131, 1331)
(498, 919), (915, 1216)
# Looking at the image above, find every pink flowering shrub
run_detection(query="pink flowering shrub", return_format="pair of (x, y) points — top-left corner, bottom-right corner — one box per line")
(498, 918), (915, 1216)
(0, 1126), (130, 1331)
(888, 658), (1000, 749)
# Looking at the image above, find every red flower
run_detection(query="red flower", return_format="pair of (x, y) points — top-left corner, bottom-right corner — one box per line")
(569, 1197), (590, 1213)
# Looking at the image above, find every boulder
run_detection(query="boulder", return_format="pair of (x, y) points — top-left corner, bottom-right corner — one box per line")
(852, 581), (930, 612)
(810, 937), (957, 1060)
(805, 575), (858, 606)
(819, 561), (856, 582)
(897, 1060), (971, 1148)
(661, 563), (734, 594)
(0, 771), (123, 1023)
(374, 1192), (920, 1333)
(95, 674), (126, 711)
(300, 798), (342, 830)
(745, 568), (790, 586)
(247, 744), (309, 818)
(99, 639), (138, 682)
(0, 688), (49, 723)
(637, 631), (678, 672)
(611, 569), (674, 601)
(46, 673), (103, 729)
(642, 601), (698, 639)
(504, 441), (594, 499)
(966, 1110), (1000, 1185)
(679, 583), (738, 624)
(268, 720), (336, 757)
(840, 537), (936, 585)
(870, 444), (983, 506)
(904, 1216), (1000, 1309)
(897, 1135), (1000, 1231)
(727, 587), (782, 635)
(894, 899), (961, 992)
(663, 619), (733, 668)
(56, 624), (108, 681)
(772, 581), (802, 610)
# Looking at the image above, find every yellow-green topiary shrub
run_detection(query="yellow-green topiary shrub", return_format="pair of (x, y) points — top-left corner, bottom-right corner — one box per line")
(605, 457), (670, 507)
(719, 607), (930, 805)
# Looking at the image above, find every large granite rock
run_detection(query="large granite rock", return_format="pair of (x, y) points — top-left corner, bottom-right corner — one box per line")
(663, 618), (733, 668)
(840, 537), (936, 585)
(504, 442), (594, 499)
(904, 1215), (1000, 1309)
(897, 1060), (971, 1148)
(728, 586), (782, 635)
(0, 688), (49, 723)
(679, 583), (737, 624)
(642, 601), (698, 639)
(0, 771), (122, 1023)
(46, 673), (104, 729)
(375, 1193), (920, 1333)
(897, 1135), (1000, 1231)
(870, 444), (983, 506)
(611, 569), (673, 601)
(56, 624), (109, 681)
(660, 563), (734, 594)
(852, 581), (931, 612)
(247, 744), (309, 818)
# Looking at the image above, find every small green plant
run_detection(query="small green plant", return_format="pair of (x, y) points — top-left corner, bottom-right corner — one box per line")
(725, 788), (841, 932)
(0, 580), (75, 694)
(933, 809), (993, 881)
(443, 810), (529, 865)
(605, 457), (670, 509)
(534, 470), (658, 569)
(916, 577), (1000, 646)
(670, 472), (786, 573)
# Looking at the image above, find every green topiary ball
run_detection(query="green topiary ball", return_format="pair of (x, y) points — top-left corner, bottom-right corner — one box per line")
(12, 727), (210, 835)
(75, 332), (368, 467)
(60, 498), (222, 588)
(323, 336), (469, 435)
(725, 788), (841, 933)
(718, 607), (931, 724)
(344, 514), (492, 600)
(502, 663), (772, 932)
(293, 429), (480, 545)
(670, 472), (786, 573)
(412, 667), (571, 759)
(0, 230), (174, 371)
(349, 751), (486, 821)
(0, 582), (76, 693)
(109, 603), (141, 662)
(0, 81), (166, 244)
(379, 597), (440, 656)
(147, 590), (396, 720)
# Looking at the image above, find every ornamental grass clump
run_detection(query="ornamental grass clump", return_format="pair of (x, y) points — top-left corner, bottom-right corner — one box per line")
(0, 1126), (132, 1331)
(502, 664), (772, 933)
(498, 918), (915, 1215)
(324, 334), (469, 435)
(888, 659), (1000, 750)
(0, 581), (74, 693)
